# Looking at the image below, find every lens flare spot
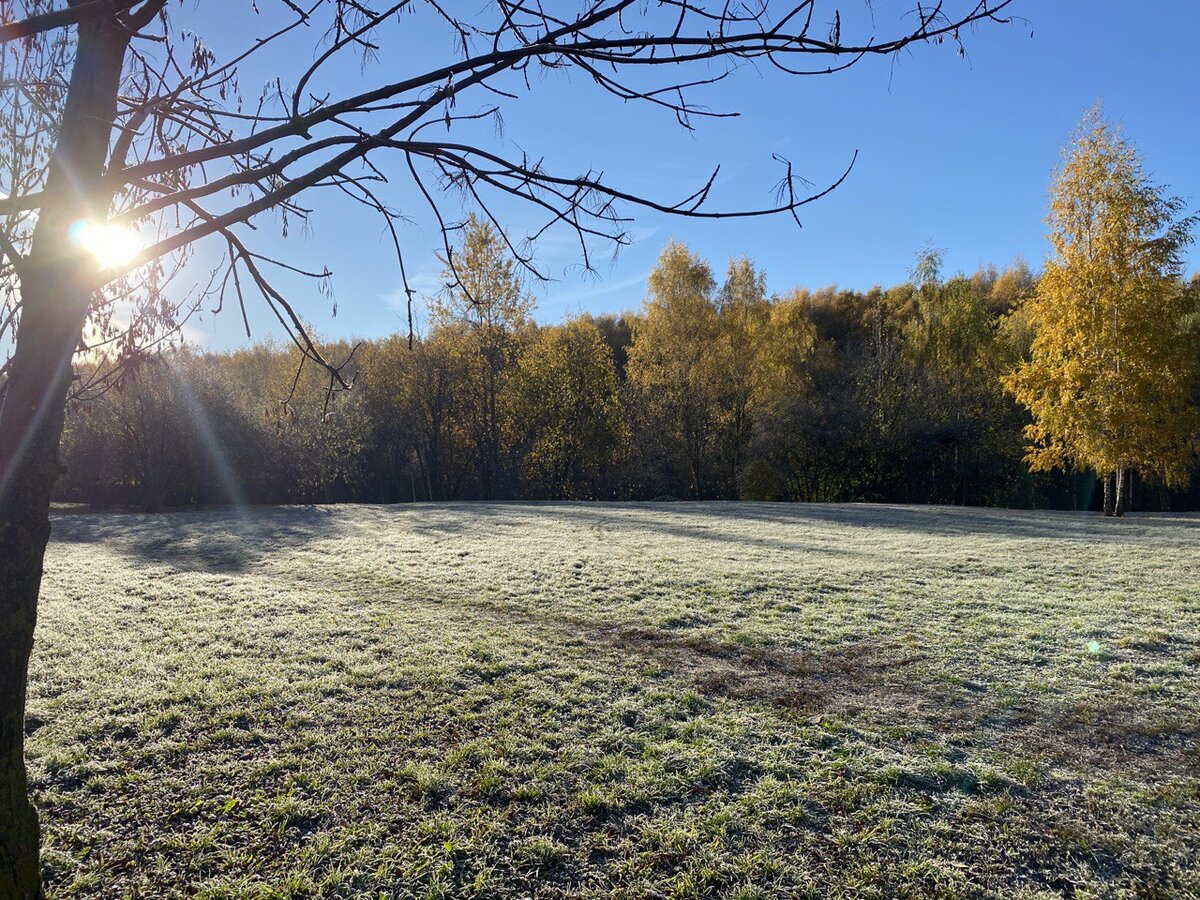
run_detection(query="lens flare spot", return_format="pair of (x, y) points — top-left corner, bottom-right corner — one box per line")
(69, 220), (144, 270)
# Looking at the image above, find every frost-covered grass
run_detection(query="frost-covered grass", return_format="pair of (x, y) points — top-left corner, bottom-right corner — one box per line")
(28, 502), (1200, 898)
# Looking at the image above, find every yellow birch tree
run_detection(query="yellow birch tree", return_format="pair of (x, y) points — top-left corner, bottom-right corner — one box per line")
(1004, 106), (1199, 516)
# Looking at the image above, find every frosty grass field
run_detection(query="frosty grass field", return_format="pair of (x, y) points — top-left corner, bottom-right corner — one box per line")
(27, 502), (1200, 898)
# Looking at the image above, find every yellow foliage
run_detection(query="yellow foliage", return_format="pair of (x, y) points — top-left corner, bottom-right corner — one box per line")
(1003, 106), (1200, 486)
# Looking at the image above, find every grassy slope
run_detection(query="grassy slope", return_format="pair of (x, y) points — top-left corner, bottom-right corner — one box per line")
(27, 503), (1200, 899)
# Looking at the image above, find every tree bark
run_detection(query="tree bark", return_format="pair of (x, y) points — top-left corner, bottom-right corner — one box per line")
(1114, 467), (1126, 518)
(0, 267), (86, 900)
(1103, 471), (1115, 517)
(0, 15), (129, 897)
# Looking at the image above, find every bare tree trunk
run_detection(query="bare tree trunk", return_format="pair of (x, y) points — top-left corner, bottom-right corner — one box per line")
(1103, 471), (1115, 517)
(1114, 467), (1126, 518)
(0, 269), (90, 900)
(0, 16), (128, 897)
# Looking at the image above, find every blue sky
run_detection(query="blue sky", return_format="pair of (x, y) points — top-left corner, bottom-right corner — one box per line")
(186, 1), (1200, 349)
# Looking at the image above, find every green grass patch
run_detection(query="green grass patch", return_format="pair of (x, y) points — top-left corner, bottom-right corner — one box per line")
(29, 502), (1200, 898)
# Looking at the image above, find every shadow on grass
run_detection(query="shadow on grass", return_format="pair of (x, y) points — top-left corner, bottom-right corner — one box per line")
(50, 505), (344, 573)
(513, 500), (1200, 543)
(51, 500), (1200, 568)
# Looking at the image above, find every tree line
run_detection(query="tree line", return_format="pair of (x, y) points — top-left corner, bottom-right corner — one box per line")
(0, 3), (1028, 892)
(56, 222), (1200, 513)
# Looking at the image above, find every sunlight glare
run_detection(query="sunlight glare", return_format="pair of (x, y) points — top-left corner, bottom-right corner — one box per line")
(69, 220), (144, 270)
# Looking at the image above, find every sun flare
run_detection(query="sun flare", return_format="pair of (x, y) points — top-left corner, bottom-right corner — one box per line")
(69, 220), (144, 270)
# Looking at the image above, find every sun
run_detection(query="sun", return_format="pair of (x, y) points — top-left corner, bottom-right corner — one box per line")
(69, 220), (144, 270)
